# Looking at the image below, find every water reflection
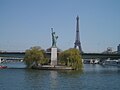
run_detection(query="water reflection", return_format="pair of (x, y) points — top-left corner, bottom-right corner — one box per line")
(84, 64), (120, 74)
(1, 62), (26, 68)
(23, 69), (50, 90)
(58, 69), (83, 78)
(49, 71), (58, 89)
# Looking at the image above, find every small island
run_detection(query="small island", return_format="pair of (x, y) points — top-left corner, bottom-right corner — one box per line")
(24, 29), (83, 70)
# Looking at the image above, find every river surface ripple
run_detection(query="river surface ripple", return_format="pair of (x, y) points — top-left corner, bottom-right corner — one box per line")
(0, 63), (120, 90)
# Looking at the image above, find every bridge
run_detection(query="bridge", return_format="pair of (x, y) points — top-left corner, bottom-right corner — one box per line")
(82, 53), (120, 59)
(0, 52), (25, 63)
(0, 52), (25, 58)
(0, 52), (120, 60)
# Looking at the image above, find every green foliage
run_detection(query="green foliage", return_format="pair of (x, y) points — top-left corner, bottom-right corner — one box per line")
(38, 58), (49, 65)
(24, 46), (49, 68)
(59, 48), (83, 70)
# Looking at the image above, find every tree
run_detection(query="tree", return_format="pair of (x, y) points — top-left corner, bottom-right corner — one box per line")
(59, 48), (83, 70)
(24, 46), (49, 68)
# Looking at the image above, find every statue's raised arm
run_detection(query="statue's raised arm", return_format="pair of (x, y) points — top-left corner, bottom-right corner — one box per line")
(51, 28), (58, 47)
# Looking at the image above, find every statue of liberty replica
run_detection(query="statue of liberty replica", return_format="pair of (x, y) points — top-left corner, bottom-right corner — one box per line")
(51, 28), (58, 66)
(51, 28), (58, 47)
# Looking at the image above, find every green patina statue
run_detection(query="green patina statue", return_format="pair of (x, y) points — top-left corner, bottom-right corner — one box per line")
(51, 28), (58, 47)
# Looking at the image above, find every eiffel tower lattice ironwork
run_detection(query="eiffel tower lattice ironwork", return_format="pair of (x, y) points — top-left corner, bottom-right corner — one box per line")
(74, 16), (82, 52)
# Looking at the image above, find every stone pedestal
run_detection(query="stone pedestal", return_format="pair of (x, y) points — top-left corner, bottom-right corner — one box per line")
(0, 57), (1, 63)
(51, 48), (57, 66)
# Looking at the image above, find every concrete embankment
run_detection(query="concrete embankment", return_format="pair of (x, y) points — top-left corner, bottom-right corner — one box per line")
(32, 65), (73, 70)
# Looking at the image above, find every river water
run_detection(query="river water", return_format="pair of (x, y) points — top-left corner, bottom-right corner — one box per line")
(0, 63), (120, 90)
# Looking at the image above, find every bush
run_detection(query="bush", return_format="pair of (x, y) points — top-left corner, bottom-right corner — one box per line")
(24, 46), (49, 68)
(59, 48), (83, 70)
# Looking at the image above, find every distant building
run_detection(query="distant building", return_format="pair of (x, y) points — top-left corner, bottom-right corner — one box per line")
(0, 50), (4, 52)
(107, 47), (112, 53)
(117, 44), (120, 53)
(102, 47), (113, 54)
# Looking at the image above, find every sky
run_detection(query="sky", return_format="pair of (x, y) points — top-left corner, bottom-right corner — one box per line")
(0, 0), (120, 53)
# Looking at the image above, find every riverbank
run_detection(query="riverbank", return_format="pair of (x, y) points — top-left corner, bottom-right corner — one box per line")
(32, 65), (73, 70)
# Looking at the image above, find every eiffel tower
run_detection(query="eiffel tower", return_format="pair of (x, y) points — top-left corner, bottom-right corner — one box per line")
(74, 16), (82, 52)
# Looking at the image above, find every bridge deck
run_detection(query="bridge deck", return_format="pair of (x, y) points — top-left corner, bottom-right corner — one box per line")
(0, 52), (120, 59)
